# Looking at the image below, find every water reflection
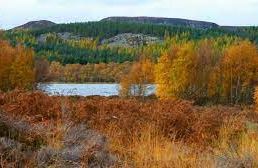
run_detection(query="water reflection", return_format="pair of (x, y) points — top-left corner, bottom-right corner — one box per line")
(37, 83), (156, 97)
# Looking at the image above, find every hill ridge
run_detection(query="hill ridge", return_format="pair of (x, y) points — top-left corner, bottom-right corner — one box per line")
(101, 16), (219, 29)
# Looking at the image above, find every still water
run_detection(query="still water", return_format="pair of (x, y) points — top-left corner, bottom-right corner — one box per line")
(37, 83), (156, 97)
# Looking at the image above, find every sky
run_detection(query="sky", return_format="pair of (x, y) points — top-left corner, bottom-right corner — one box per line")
(0, 0), (258, 29)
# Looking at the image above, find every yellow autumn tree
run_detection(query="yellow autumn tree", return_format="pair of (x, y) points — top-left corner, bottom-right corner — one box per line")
(220, 40), (258, 104)
(169, 42), (197, 98)
(155, 43), (180, 98)
(9, 45), (35, 90)
(155, 38), (258, 104)
(155, 41), (199, 99)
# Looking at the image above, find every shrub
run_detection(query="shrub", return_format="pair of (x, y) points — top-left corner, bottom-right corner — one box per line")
(1, 91), (258, 167)
(0, 90), (61, 121)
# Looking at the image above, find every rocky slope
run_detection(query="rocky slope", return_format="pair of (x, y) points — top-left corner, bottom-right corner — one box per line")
(101, 16), (219, 29)
(101, 33), (162, 47)
(37, 32), (82, 43)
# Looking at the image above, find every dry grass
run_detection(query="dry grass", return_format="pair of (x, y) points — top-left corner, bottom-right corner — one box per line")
(0, 90), (258, 167)
(125, 124), (214, 168)
(213, 120), (258, 168)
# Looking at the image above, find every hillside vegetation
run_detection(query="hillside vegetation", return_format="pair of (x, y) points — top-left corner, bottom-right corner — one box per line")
(3, 19), (258, 67)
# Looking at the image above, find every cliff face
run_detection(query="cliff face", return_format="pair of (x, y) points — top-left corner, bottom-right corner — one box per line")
(101, 16), (219, 29)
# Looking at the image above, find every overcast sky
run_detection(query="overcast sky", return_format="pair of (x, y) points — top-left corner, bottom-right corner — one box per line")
(0, 0), (258, 29)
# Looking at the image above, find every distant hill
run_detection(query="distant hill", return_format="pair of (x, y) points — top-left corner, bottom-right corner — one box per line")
(101, 16), (219, 29)
(8, 17), (258, 46)
(13, 20), (56, 30)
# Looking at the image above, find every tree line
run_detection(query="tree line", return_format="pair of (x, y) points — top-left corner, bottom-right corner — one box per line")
(121, 37), (258, 104)
(3, 22), (258, 67)
(36, 59), (132, 83)
(0, 39), (132, 91)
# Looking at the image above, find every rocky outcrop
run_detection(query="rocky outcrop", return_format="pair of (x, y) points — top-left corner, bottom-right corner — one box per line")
(36, 123), (116, 168)
(37, 32), (82, 43)
(215, 155), (255, 168)
(101, 16), (219, 29)
(101, 33), (161, 47)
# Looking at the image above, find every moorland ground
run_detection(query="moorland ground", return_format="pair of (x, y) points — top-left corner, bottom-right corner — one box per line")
(0, 90), (258, 167)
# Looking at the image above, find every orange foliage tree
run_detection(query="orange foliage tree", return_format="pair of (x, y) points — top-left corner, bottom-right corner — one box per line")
(194, 40), (215, 101)
(120, 59), (154, 97)
(0, 41), (16, 91)
(0, 41), (35, 91)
